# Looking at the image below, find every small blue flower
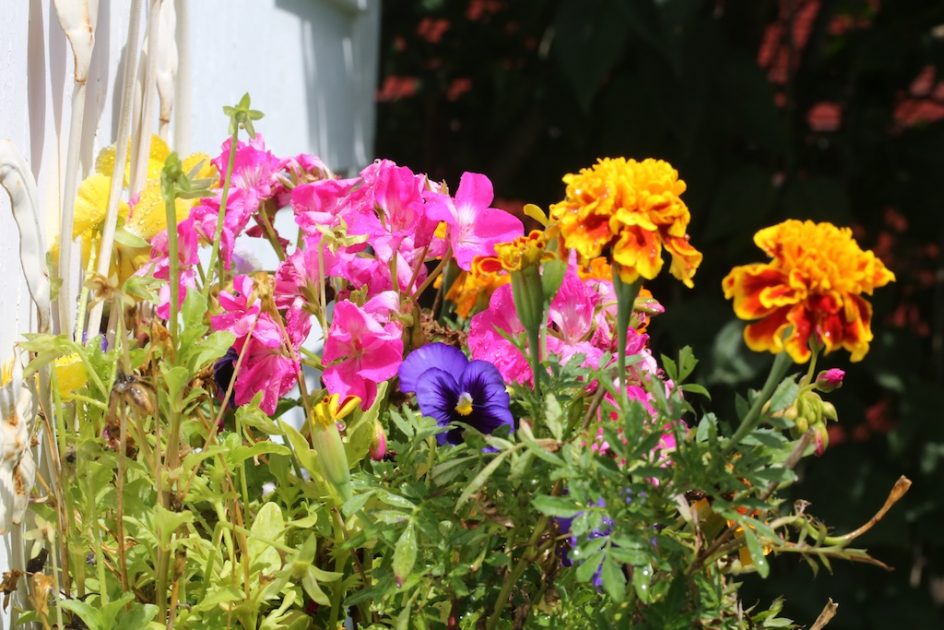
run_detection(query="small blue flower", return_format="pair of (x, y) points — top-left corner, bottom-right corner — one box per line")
(399, 343), (514, 445)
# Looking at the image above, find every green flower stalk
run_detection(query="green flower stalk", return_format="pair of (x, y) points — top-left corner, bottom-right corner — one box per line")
(612, 271), (641, 394)
(494, 230), (565, 394)
(310, 393), (360, 502)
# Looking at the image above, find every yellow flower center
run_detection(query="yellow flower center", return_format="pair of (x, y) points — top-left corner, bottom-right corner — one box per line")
(454, 392), (474, 416)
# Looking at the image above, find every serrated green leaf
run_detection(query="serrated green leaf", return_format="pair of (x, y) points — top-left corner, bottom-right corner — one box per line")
(544, 394), (563, 440)
(532, 494), (582, 518)
(741, 526), (770, 578)
(769, 376), (800, 415)
(600, 554), (626, 601)
(456, 448), (514, 508)
(393, 521), (417, 585)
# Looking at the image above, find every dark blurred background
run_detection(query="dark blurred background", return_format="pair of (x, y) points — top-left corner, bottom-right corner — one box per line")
(373, 0), (944, 626)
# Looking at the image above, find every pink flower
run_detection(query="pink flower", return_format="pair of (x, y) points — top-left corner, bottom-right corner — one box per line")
(210, 274), (302, 415)
(291, 178), (357, 237)
(211, 275), (266, 340)
(212, 133), (283, 214)
(232, 314), (300, 414)
(142, 217), (200, 319)
(424, 172), (523, 270)
(322, 292), (404, 409)
(468, 284), (531, 384)
(190, 190), (256, 270)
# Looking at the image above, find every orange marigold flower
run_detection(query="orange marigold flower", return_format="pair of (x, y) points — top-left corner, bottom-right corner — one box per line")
(446, 256), (509, 319)
(549, 157), (702, 287)
(723, 220), (895, 363)
(493, 229), (555, 272)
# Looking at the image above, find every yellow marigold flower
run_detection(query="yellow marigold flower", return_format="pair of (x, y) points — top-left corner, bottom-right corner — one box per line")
(447, 256), (509, 319)
(723, 220), (895, 363)
(550, 157), (702, 287)
(493, 229), (555, 272)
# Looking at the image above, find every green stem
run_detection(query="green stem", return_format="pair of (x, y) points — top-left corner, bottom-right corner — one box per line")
(204, 129), (239, 295)
(488, 514), (551, 627)
(612, 272), (641, 395)
(726, 351), (793, 452)
(164, 194), (181, 342)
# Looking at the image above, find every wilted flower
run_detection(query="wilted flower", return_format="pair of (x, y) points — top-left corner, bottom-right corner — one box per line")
(398, 343), (514, 445)
(550, 157), (702, 287)
(723, 220), (895, 362)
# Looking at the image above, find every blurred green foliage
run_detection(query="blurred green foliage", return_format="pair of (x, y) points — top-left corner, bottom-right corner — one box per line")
(375, 0), (944, 626)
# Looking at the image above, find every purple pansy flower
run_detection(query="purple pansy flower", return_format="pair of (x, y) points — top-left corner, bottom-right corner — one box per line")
(398, 343), (514, 445)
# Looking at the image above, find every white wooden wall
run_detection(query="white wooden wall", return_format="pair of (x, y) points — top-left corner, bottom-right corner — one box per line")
(0, 0), (379, 622)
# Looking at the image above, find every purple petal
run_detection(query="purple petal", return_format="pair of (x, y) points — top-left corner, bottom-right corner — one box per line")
(414, 367), (460, 428)
(398, 343), (469, 393)
(459, 360), (514, 435)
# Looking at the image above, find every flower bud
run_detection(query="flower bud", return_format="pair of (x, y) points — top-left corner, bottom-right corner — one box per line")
(310, 394), (361, 501)
(369, 420), (387, 461)
(821, 401), (838, 422)
(813, 422), (829, 456)
(814, 368), (845, 392)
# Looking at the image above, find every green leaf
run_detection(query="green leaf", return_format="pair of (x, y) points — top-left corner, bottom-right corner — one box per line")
(661, 354), (678, 382)
(680, 383), (711, 399)
(344, 382), (387, 466)
(60, 599), (104, 630)
(393, 521), (418, 585)
(677, 346), (698, 382)
(544, 394), (563, 440)
(279, 419), (320, 478)
(540, 259), (568, 308)
(575, 549), (605, 583)
(162, 365), (190, 410)
(236, 403), (281, 435)
(632, 562), (653, 604)
(532, 494), (582, 518)
(248, 503), (285, 574)
(112, 226), (149, 249)
(600, 554), (626, 601)
(302, 566), (331, 605)
(768, 376), (800, 415)
(741, 526), (770, 578)
(456, 448), (514, 508)
(154, 504), (194, 549)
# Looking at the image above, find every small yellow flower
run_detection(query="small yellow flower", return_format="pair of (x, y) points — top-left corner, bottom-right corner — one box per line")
(50, 136), (216, 279)
(54, 353), (87, 398)
(311, 393), (361, 429)
(493, 230), (555, 272)
(550, 157), (702, 287)
(723, 220), (895, 362)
